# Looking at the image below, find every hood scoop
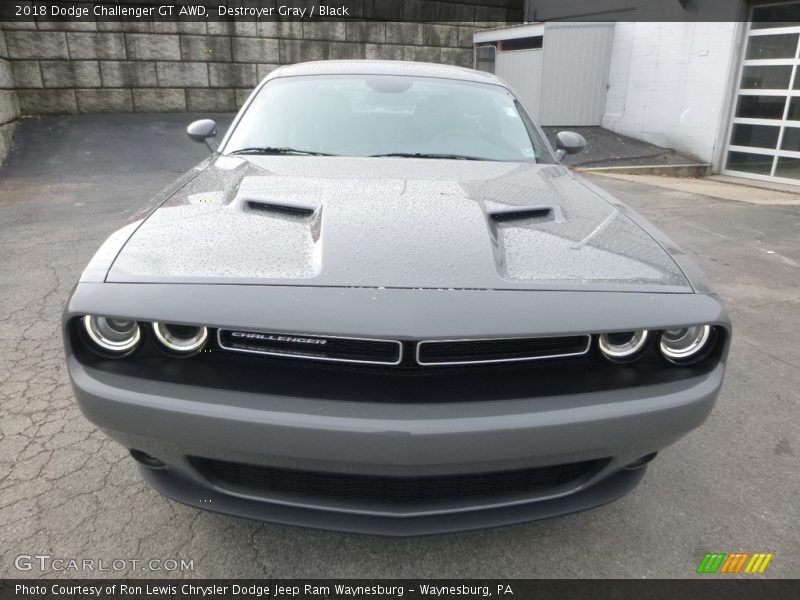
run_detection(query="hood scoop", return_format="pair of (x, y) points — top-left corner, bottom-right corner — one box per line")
(487, 205), (563, 223)
(108, 158), (691, 291)
(241, 195), (320, 217)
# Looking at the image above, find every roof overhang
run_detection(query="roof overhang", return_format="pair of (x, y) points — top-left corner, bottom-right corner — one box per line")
(473, 22), (545, 45)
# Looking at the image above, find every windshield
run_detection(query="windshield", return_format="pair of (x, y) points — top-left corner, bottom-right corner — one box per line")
(224, 74), (554, 162)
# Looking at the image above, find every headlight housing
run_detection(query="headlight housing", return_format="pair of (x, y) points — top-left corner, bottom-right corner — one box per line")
(659, 325), (713, 364)
(598, 330), (649, 362)
(152, 322), (208, 355)
(82, 315), (141, 356)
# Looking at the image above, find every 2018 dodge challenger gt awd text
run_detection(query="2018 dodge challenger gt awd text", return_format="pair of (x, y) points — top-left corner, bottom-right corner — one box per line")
(64, 60), (730, 535)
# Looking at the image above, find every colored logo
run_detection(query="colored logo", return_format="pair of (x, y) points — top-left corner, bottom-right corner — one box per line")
(696, 552), (773, 574)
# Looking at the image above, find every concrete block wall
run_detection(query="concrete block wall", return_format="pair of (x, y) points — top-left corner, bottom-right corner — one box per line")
(0, 28), (20, 163)
(0, 2), (521, 117)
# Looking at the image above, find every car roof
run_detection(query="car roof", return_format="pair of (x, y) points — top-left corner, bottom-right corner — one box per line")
(265, 60), (504, 86)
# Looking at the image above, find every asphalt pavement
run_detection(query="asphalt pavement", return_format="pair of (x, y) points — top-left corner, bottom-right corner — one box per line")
(0, 114), (798, 578)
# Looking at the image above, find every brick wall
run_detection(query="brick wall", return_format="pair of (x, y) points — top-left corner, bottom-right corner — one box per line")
(0, 28), (20, 163)
(0, 2), (521, 118)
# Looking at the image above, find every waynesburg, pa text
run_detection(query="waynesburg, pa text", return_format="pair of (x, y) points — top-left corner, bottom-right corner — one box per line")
(15, 584), (514, 598)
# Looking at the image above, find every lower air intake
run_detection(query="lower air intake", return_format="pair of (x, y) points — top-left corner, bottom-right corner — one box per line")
(192, 458), (605, 506)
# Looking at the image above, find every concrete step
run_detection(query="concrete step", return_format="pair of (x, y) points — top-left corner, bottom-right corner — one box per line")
(576, 163), (712, 178)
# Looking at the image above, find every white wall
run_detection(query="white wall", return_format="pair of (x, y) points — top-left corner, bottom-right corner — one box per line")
(496, 49), (544, 118)
(602, 22), (740, 163)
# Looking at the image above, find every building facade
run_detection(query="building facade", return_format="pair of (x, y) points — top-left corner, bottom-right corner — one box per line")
(480, 0), (800, 186)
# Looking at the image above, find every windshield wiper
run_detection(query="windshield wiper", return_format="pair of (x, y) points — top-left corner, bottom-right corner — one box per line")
(369, 152), (486, 161)
(229, 147), (335, 156)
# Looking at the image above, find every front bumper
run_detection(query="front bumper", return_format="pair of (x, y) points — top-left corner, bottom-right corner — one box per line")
(69, 356), (724, 535)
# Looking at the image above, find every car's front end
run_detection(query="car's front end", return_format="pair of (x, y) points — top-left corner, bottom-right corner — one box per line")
(64, 61), (730, 535)
(66, 282), (728, 535)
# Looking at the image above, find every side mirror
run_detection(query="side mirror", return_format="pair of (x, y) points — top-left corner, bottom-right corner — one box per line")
(186, 119), (218, 150)
(555, 131), (587, 161)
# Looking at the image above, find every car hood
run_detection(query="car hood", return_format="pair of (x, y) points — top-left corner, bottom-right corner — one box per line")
(107, 156), (691, 292)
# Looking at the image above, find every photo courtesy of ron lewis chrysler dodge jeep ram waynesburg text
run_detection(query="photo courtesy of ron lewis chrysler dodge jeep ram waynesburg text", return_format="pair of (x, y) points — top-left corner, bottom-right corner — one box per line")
(63, 60), (730, 535)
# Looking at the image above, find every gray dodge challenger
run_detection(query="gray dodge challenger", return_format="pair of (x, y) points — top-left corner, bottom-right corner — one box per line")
(64, 60), (730, 535)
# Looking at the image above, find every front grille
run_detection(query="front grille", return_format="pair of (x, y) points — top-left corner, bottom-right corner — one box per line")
(217, 329), (402, 365)
(417, 335), (591, 365)
(193, 458), (603, 506)
(217, 331), (591, 367)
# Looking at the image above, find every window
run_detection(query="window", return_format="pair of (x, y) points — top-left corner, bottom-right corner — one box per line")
(476, 44), (497, 74)
(500, 36), (544, 51)
(224, 74), (555, 163)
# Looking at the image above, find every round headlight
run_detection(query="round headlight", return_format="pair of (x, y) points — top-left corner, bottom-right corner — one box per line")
(659, 325), (712, 363)
(82, 315), (141, 355)
(598, 330), (649, 361)
(152, 322), (208, 355)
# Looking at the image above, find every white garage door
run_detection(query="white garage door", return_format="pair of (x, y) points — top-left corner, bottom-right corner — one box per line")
(493, 23), (614, 127)
(723, 1), (800, 184)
